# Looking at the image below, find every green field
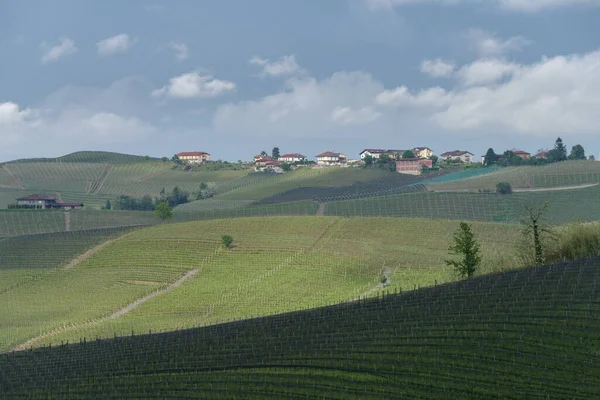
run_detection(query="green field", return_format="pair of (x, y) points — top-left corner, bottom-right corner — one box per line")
(1, 256), (597, 398)
(427, 160), (600, 191)
(0, 216), (521, 353)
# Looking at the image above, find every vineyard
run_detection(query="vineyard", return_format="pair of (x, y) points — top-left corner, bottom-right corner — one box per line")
(1, 256), (597, 398)
(0, 216), (522, 353)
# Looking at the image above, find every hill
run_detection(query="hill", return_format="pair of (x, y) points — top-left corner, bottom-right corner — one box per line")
(1, 257), (598, 398)
(0, 216), (521, 352)
(6, 151), (161, 164)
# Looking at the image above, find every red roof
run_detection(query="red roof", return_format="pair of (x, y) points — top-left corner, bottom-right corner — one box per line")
(53, 203), (84, 207)
(512, 150), (530, 155)
(317, 151), (343, 157)
(396, 158), (424, 161)
(177, 152), (209, 157)
(255, 156), (273, 162)
(16, 194), (56, 201)
(534, 151), (548, 158)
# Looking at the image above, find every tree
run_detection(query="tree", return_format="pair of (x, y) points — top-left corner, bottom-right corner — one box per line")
(272, 147), (280, 160)
(171, 154), (181, 164)
(548, 137), (567, 162)
(281, 163), (292, 171)
(104, 199), (112, 210)
(154, 202), (173, 221)
(590, 155), (596, 161)
(445, 222), (482, 279)
(496, 181), (513, 194)
(221, 234), (234, 249)
(483, 148), (497, 167)
(363, 155), (374, 166)
(521, 203), (552, 266)
(569, 144), (586, 160)
(429, 155), (439, 166)
(402, 150), (415, 159)
(161, 157), (169, 163)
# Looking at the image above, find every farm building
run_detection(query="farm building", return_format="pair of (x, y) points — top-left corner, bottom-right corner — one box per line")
(316, 152), (347, 166)
(176, 151), (211, 163)
(254, 156), (274, 167)
(396, 158), (433, 175)
(440, 150), (474, 163)
(15, 195), (83, 210)
(384, 149), (408, 160)
(413, 147), (434, 158)
(278, 153), (307, 163)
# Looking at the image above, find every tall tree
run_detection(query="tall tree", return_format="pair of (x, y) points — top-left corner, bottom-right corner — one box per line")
(569, 144), (586, 160)
(445, 222), (482, 279)
(272, 147), (280, 160)
(104, 199), (111, 210)
(549, 137), (567, 162)
(483, 148), (497, 167)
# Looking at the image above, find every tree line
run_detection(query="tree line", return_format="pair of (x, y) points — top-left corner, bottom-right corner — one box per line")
(483, 137), (591, 167)
(106, 184), (215, 211)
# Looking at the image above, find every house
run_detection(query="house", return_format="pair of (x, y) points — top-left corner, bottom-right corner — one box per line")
(15, 194), (83, 210)
(440, 150), (474, 163)
(384, 149), (408, 160)
(16, 194), (57, 209)
(396, 158), (433, 175)
(316, 152), (347, 166)
(359, 149), (387, 160)
(534, 151), (548, 159)
(278, 153), (307, 163)
(254, 156), (274, 167)
(513, 150), (531, 160)
(176, 151), (211, 163)
(413, 147), (433, 158)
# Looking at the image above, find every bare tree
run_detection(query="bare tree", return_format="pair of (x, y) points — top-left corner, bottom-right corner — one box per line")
(521, 203), (554, 265)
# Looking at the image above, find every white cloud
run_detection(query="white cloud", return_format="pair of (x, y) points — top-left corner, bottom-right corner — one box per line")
(96, 34), (137, 56)
(40, 37), (78, 64)
(367, 0), (600, 12)
(456, 58), (520, 86)
(420, 59), (455, 78)
(249, 55), (303, 77)
(466, 29), (531, 57)
(376, 86), (454, 108)
(167, 42), (189, 61)
(153, 71), (236, 99)
(214, 71), (385, 137)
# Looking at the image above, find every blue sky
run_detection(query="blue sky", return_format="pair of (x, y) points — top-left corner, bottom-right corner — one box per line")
(1, 0), (600, 162)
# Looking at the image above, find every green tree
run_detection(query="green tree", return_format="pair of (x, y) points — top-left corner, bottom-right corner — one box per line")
(281, 163), (292, 171)
(154, 202), (173, 221)
(569, 144), (586, 160)
(445, 222), (482, 279)
(521, 203), (552, 266)
(429, 155), (439, 166)
(496, 181), (513, 194)
(590, 155), (596, 161)
(402, 150), (415, 159)
(104, 199), (112, 210)
(363, 155), (374, 166)
(161, 157), (169, 163)
(483, 148), (497, 166)
(221, 234), (234, 249)
(272, 147), (280, 160)
(548, 137), (567, 162)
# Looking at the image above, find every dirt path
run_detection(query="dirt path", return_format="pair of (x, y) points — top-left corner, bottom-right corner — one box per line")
(64, 239), (117, 269)
(55, 192), (64, 203)
(512, 183), (599, 192)
(64, 212), (71, 232)
(355, 266), (393, 301)
(90, 164), (112, 194)
(3, 166), (25, 189)
(316, 202), (327, 216)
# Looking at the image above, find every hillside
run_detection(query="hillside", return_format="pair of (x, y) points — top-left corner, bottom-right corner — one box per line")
(6, 151), (161, 164)
(0, 216), (521, 352)
(1, 257), (598, 398)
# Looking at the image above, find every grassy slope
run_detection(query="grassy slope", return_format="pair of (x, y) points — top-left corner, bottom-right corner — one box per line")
(326, 184), (600, 224)
(1, 257), (598, 399)
(1, 217), (521, 352)
(427, 160), (600, 190)
(6, 151), (161, 164)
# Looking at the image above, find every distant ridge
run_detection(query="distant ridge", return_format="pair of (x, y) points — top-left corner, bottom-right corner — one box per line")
(6, 151), (160, 164)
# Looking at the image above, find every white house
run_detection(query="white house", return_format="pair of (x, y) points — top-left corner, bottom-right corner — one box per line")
(413, 147), (434, 158)
(359, 149), (386, 159)
(440, 150), (474, 163)
(316, 151), (347, 166)
(278, 153), (307, 163)
(176, 151), (211, 163)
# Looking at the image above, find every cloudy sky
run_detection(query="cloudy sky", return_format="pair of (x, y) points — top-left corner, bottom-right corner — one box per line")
(1, 0), (600, 162)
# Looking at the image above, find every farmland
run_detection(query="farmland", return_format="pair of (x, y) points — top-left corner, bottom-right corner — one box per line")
(0, 216), (522, 353)
(1, 256), (597, 398)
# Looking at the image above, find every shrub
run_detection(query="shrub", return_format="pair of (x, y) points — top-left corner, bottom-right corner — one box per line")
(221, 235), (234, 249)
(544, 222), (600, 263)
(496, 181), (512, 194)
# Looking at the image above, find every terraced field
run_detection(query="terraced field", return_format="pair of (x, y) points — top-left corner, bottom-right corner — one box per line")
(0, 216), (521, 353)
(1, 257), (597, 398)
(428, 160), (600, 191)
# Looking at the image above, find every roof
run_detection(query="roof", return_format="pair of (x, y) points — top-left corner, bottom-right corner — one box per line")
(54, 203), (84, 207)
(255, 156), (273, 162)
(279, 153), (306, 158)
(396, 158), (425, 162)
(16, 194), (56, 201)
(441, 150), (473, 157)
(386, 149), (407, 153)
(360, 149), (387, 154)
(534, 151), (549, 158)
(176, 152), (210, 157)
(512, 150), (530, 155)
(316, 151), (344, 158)
(413, 147), (432, 151)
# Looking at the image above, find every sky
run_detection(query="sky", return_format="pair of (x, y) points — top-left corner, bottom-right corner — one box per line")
(1, 0), (600, 162)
